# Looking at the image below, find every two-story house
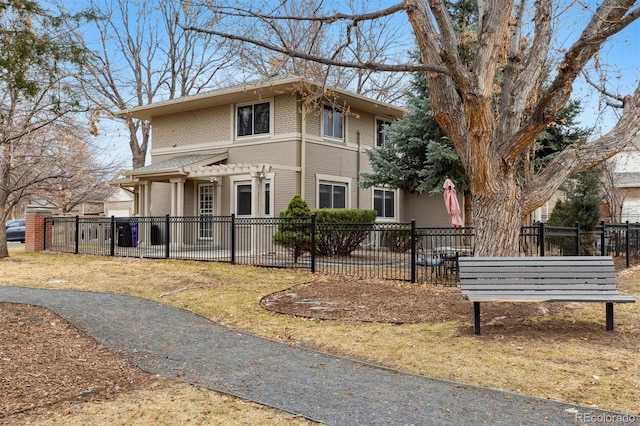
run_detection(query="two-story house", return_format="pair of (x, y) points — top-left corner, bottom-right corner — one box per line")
(115, 76), (459, 246)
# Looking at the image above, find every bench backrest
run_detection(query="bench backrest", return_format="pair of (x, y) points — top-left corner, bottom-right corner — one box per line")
(458, 256), (618, 293)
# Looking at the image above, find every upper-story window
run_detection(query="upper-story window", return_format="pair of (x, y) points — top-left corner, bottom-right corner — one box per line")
(237, 101), (270, 137)
(323, 105), (344, 140)
(376, 119), (391, 148)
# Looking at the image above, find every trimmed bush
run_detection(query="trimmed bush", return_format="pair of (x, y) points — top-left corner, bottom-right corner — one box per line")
(272, 195), (312, 263)
(314, 208), (377, 256)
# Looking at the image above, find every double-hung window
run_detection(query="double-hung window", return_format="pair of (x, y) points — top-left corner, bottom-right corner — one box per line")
(323, 105), (343, 140)
(376, 119), (391, 148)
(237, 102), (270, 137)
(373, 188), (395, 219)
(319, 183), (347, 208)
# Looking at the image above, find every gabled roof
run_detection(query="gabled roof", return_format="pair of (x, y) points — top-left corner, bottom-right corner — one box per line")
(117, 75), (405, 121)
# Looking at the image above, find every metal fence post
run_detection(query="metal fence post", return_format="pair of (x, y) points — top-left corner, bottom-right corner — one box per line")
(310, 214), (316, 273)
(165, 214), (170, 259)
(539, 222), (545, 257)
(410, 219), (416, 283)
(231, 214), (236, 265)
(600, 221), (606, 256)
(626, 221), (630, 268)
(110, 216), (115, 256)
(74, 216), (80, 254)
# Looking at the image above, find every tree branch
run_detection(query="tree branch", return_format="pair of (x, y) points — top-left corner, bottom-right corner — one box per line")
(181, 22), (446, 74)
(505, 0), (639, 164)
(523, 82), (640, 212)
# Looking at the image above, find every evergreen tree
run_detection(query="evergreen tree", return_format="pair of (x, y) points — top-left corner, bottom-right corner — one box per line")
(360, 71), (468, 196)
(273, 195), (312, 263)
(548, 167), (603, 255)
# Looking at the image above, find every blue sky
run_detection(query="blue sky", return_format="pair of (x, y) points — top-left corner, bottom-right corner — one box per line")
(83, 1), (640, 165)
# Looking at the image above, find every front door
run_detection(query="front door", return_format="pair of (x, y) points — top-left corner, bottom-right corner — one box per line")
(198, 184), (214, 239)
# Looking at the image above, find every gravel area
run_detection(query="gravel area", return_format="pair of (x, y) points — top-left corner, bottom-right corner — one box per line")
(0, 285), (631, 426)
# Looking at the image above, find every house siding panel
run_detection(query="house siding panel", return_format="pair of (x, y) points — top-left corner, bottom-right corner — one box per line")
(152, 105), (231, 150)
(305, 143), (363, 208)
(228, 140), (299, 166)
(401, 193), (459, 227)
(273, 94), (301, 135)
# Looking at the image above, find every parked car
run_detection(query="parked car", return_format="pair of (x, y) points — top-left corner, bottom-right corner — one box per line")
(6, 219), (25, 243)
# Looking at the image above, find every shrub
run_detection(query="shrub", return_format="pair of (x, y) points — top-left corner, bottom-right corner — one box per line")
(380, 226), (413, 252)
(272, 195), (312, 263)
(314, 208), (377, 256)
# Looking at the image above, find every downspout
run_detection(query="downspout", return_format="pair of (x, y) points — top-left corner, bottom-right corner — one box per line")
(300, 103), (307, 198)
(356, 130), (361, 209)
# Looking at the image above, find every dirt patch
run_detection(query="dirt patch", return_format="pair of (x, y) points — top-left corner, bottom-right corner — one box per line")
(260, 274), (575, 325)
(0, 302), (154, 424)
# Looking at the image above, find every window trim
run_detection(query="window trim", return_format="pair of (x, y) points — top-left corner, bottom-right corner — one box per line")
(229, 174), (274, 217)
(376, 118), (392, 148)
(315, 174), (351, 209)
(373, 187), (397, 222)
(322, 104), (344, 141)
(235, 100), (273, 139)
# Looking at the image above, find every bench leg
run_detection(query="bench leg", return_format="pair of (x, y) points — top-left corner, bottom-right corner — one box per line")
(606, 303), (614, 331)
(473, 302), (481, 335)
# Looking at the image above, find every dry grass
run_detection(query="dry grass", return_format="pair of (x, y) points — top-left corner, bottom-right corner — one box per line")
(22, 379), (311, 426)
(2, 249), (639, 420)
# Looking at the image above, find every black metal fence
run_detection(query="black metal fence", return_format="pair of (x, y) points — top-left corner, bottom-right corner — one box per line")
(44, 215), (640, 286)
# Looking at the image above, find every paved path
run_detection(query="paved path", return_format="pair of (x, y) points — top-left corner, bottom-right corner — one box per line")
(0, 286), (630, 425)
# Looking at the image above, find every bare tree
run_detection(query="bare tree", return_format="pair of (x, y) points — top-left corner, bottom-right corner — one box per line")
(234, 0), (411, 102)
(0, 1), (94, 257)
(600, 157), (627, 223)
(181, 0), (640, 256)
(29, 131), (121, 215)
(83, 0), (238, 169)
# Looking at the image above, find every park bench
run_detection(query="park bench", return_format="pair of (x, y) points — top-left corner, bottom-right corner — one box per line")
(458, 256), (635, 334)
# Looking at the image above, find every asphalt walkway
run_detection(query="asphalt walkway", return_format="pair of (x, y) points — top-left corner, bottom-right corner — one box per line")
(0, 285), (631, 425)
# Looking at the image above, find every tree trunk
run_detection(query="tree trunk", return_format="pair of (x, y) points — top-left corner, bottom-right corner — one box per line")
(472, 176), (523, 257)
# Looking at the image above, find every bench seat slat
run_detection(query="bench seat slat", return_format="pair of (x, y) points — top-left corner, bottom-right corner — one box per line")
(460, 273), (616, 285)
(457, 256), (636, 334)
(462, 283), (620, 291)
(462, 293), (635, 303)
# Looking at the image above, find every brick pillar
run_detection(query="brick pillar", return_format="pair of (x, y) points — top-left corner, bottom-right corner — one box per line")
(25, 207), (54, 252)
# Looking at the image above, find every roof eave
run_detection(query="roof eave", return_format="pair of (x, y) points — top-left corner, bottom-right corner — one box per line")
(116, 76), (405, 121)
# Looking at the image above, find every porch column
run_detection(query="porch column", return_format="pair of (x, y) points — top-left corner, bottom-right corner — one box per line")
(214, 179), (222, 216)
(170, 178), (186, 217)
(170, 178), (186, 245)
(138, 180), (151, 217)
(137, 180), (151, 246)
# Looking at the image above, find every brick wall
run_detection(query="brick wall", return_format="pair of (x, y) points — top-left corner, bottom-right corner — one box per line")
(25, 207), (53, 252)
